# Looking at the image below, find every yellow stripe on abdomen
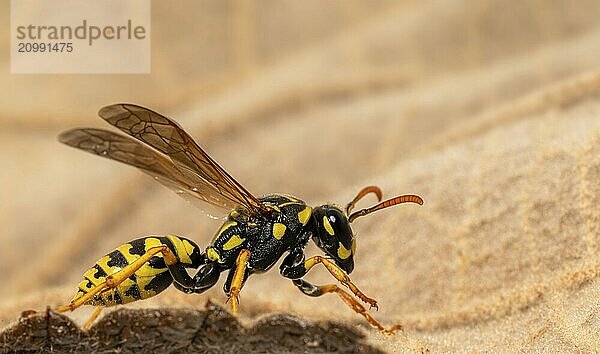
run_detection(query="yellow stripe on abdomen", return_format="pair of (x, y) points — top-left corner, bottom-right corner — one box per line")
(166, 235), (192, 264)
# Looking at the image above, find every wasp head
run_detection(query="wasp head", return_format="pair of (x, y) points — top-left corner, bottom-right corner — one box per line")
(312, 205), (356, 273)
(310, 186), (423, 275)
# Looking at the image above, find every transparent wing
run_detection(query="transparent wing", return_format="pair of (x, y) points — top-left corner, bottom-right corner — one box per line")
(96, 103), (269, 215)
(58, 128), (240, 213)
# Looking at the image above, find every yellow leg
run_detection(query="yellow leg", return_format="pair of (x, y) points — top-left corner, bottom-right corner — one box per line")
(228, 249), (251, 315)
(82, 306), (103, 331)
(319, 284), (402, 335)
(304, 256), (378, 309)
(56, 245), (178, 313)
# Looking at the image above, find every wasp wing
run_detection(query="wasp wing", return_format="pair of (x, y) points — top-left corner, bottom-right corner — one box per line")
(97, 103), (269, 215)
(58, 128), (239, 213)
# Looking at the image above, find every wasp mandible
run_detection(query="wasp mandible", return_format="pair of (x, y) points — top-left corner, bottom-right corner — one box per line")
(55, 104), (423, 334)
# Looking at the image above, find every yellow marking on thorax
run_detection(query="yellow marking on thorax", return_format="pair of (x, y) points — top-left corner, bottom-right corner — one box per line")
(276, 193), (301, 202)
(166, 235), (192, 264)
(323, 216), (335, 235)
(266, 204), (281, 212)
(278, 201), (303, 208)
(212, 221), (238, 243)
(230, 210), (240, 218)
(297, 207), (312, 225)
(273, 223), (287, 240)
(207, 247), (222, 263)
(337, 243), (352, 260)
(223, 235), (246, 251)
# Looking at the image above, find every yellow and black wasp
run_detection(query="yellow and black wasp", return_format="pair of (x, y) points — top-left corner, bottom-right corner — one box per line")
(55, 104), (423, 334)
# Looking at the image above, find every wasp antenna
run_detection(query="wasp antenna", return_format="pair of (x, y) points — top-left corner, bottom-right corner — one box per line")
(348, 194), (423, 223)
(346, 186), (383, 215)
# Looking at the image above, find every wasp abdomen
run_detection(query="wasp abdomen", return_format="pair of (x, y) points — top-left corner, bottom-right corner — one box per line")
(70, 235), (200, 307)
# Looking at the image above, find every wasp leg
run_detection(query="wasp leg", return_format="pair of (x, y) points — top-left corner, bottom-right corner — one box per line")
(225, 249), (251, 314)
(82, 306), (103, 331)
(280, 251), (378, 310)
(293, 279), (402, 335)
(171, 261), (221, 294)
(223, 263), (250, 308)
(56, 244), (178, 313)
(173, 281), (193, 293)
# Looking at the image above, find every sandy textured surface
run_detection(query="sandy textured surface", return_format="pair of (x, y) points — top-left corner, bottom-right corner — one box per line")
(2, 1), (600, 352)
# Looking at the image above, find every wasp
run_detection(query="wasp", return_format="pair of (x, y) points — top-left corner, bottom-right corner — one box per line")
(55, 104), (423, 334)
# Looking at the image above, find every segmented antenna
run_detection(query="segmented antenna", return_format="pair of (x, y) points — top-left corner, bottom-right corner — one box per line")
(346, 186), (383, 215)
(348, 194), (423, 223)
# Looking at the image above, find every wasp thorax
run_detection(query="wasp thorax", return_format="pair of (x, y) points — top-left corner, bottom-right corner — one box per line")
(311, 205), (355, 273)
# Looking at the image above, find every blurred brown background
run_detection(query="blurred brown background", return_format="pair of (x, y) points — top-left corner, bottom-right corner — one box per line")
(2, 0), (600, 351)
